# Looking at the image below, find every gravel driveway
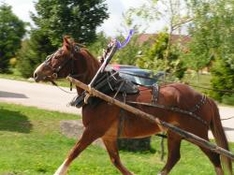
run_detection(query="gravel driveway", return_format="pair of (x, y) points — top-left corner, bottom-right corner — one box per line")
(1, 78), (234, 142)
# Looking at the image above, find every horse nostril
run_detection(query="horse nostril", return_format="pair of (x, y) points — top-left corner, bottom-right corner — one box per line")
(34, 73), (38, 79)
(33, 72), (40, 82)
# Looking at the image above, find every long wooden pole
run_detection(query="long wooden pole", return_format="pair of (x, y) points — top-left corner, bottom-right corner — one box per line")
(67, 76), (234, 161)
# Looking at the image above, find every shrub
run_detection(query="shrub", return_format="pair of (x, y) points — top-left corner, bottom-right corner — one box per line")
(9, 57), (17, 68)
(222, 94), (234, 105)
(210, 57), (234, 101)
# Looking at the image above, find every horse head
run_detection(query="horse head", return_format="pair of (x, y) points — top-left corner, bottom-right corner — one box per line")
(33, 36), (100, 85)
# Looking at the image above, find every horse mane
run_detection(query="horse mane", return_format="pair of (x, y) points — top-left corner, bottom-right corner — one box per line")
(73, 48), (101, 95)
(62, 36), (101, 92)
(63, 36), (100, 80)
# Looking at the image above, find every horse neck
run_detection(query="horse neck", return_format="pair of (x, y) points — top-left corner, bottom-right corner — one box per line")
(74, 49), (101, 95)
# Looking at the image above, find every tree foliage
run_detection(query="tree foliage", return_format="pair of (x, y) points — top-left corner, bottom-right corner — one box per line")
(136, 32), (186, 79)
(0, 3), (26, 73)
(31, 0), (109, 46)
(86, 32), (109, 58)
(127, 0), (191, 35)
(125, 0), (189, 79)
(210, 58), (234, 101)
(17, 30), (57, 77)
(113, 34), (147, 66)
(185, 0), (234, 100)
(17, 0), (109, 77)
(184, 0), (222, 71)
(108, 11), (148, 66)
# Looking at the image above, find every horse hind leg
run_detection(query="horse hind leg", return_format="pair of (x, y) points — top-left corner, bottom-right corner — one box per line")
(159, 131), (182, 175)
(198, 140), (224, 175)
(102, 137), (133, 175)
(54, 127), (102, 175)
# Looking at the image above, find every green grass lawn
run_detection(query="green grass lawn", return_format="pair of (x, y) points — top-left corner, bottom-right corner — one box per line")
(182, 73), (212, 94)
(0, 102), (233, 175)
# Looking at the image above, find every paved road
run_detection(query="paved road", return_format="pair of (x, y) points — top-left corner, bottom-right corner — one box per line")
(0, 78), (80, 115)
(0, 78), (234, 142)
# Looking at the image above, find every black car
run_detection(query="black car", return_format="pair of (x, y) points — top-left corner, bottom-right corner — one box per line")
(108, 64), (165, 86)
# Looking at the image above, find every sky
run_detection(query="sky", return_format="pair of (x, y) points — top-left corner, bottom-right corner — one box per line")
(3, 0), (161, 37)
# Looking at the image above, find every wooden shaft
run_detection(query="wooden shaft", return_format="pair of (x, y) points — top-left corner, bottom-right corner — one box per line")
(67, 76), (234, 161)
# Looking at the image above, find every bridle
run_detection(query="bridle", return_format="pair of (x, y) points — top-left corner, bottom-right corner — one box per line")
(43, 44), (87, 91)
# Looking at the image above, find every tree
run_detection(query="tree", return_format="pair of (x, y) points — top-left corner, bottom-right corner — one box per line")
(210, 57), (234, 101)
(125, 0), (190, 79)
(113, 34), (148, 66)
(127, 0), (192, 48)
(31, 0), (109, 46)
(86, 31), (109, 58)
(0, 3), (26, 73)
(136, 32), (186, 79)
(17, 29), (57, 77)
(185, 0), (234, 101)
(183, 0), (220, 71)
(17, 0), (109, 77)
(111, 12), (151, 66)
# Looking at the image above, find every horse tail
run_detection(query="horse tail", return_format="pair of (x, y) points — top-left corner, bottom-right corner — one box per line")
(209, 98), (233, 175)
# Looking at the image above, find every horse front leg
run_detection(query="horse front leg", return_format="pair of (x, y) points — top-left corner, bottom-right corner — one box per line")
(54, 127), (101, 175)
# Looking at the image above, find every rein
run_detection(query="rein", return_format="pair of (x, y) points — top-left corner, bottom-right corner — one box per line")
(126, 96), (208, 127)
(50, 80), (76, 94)
(189, 84), (234, 94)
(49, 71), (88, 94)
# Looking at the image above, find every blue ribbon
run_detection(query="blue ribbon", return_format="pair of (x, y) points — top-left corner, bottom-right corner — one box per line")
(116, 29), (134, 49)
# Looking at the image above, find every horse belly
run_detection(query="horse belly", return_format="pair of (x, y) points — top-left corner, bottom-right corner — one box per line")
(120, 112), (162, 138)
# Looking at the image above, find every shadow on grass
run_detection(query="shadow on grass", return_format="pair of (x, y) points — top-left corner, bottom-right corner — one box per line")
(0, 109), (32, 133)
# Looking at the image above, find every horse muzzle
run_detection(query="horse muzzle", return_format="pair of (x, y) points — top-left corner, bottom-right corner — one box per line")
(33, 71), (47, 82)
(33, 62), (53, 82)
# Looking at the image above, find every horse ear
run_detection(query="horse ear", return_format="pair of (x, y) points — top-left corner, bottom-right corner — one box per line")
(63, 35), (72, 51)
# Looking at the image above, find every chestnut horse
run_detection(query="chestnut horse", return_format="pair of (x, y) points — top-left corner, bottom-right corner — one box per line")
(33, 36), (232, 175)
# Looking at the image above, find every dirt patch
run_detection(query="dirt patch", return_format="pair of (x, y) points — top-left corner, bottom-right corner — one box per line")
(60, 120), (104, 147)
(60, 120), (84, 138)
